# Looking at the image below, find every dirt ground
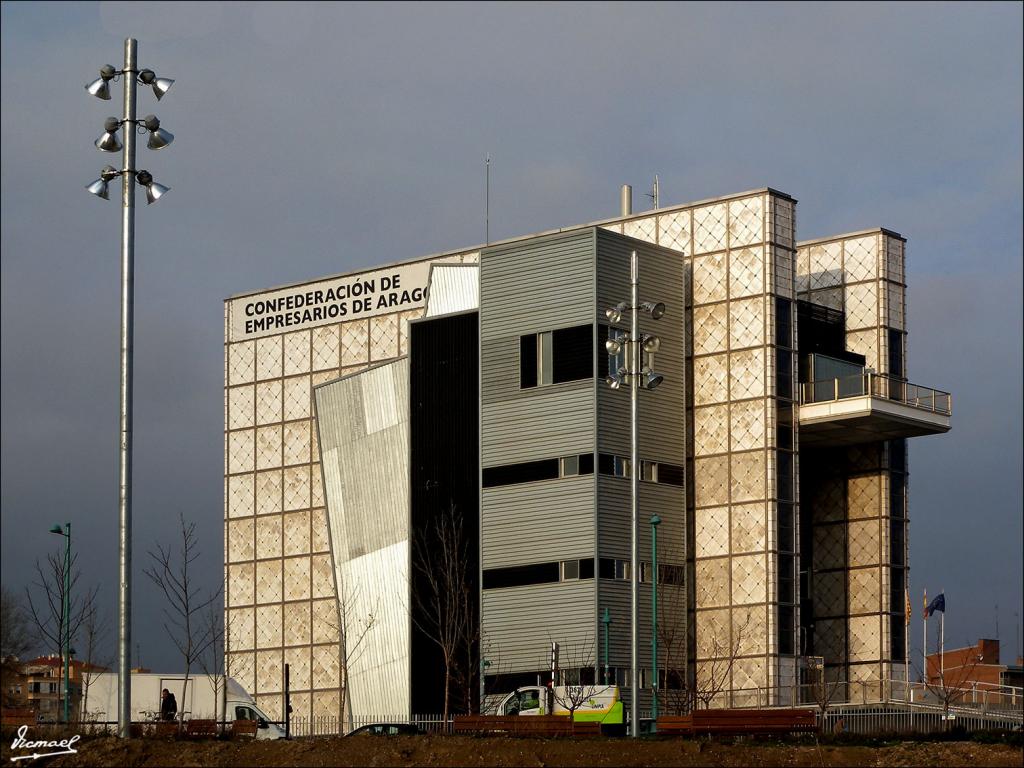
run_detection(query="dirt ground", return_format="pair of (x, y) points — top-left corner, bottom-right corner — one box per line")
(2, 734), (1021, 768)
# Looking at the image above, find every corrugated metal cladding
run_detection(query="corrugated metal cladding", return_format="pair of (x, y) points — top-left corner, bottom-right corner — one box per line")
(425, 264), (479, 316)
(479, 230), (598, 677)
(315, 360), (411, 720)
(409, 312), (479, 714)
(478, 228), (687, 704)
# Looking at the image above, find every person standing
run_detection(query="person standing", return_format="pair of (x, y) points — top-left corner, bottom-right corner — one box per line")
(161, 688), (178, 721)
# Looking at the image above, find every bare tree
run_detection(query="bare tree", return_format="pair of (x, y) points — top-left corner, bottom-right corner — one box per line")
(1, 586), (33, 707)
(411, 503), (475, 722)
(144, 513), (222, 726)
(478, 631), (509, 715)
(917, 644), (986, 728)
(197, 600), (227, 729)
(24, 549), (99, 720)
(655, 581), (693, 716)
(803, 656), (843, 731)
(550, 636), (611, 723)
(75, 593), (110, 723)
(333, 582), (378, 729)
(692, 610), (751, 709)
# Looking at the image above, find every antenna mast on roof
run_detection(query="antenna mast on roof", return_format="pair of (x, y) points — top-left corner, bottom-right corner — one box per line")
(485, 153), (491, 245)
(646, 175), (660, 210)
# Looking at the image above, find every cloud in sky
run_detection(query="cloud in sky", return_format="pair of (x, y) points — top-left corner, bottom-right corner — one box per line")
(2, 2), (1021, 669)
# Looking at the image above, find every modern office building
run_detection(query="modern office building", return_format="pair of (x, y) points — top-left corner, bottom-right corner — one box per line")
(224, 186), (951, 723)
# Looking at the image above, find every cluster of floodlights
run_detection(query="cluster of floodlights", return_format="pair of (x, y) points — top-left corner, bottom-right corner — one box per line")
(604, 301), (666, 390)
(85, 65), (174, 204)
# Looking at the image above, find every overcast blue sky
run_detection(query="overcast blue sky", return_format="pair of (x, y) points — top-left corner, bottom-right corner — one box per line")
(2, 2), (1021, 671)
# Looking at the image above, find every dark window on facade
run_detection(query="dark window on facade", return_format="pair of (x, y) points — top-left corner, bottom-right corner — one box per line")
(890, 477), (906, 519)
(778, 553), (795, 604)
(890, 518), (905, 566)
(483, 562), (559, 589)
(520, 334), (538, 389)
(889, 439), (907, 474)
(658, 463), (685, 487)
(779, 605), (795, 655)
(888, 329), (905, 378)
(776, 297), (792, 350)
(483, 560), (594, 590)
(658, 563), (686, 586)
(520, 325), (593, 389)
(778, 502), (795, 553)
(599, 558), (615, 580)
(482, 459), (559, 488)
(552, 325), (593, 383)
(777, 451), (794, 501)
(890, 567), (907, 661)
(578, 453), (595, 475)
(777, 349), (793, 400)
(777, 403), (793, 450)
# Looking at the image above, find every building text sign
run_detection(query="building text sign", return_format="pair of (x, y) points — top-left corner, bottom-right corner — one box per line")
(229, 262), (431, 341)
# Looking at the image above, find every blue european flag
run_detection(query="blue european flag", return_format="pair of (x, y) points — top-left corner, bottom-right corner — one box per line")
(925, 593), (945, 617)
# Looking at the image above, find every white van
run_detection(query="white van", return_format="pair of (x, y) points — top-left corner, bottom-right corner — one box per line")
(83, 672), (285, 740)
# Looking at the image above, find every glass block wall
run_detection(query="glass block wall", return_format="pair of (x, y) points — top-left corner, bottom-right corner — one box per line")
(795, 231), (908, 694)
(223, 253), (476, 724)
(603, 190), (800, 704)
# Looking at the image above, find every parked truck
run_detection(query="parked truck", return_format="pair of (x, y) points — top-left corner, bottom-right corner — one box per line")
(495, 684), (623, 725)
(82, 672), (285, 739)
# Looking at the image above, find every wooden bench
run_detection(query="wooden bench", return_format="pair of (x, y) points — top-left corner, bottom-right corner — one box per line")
(231, 719), (259, 739)
(453, 715), (601, 737)
(0, 708), (36, 728)
(657, 708), (817, 736)
(184, 719), (219, 738)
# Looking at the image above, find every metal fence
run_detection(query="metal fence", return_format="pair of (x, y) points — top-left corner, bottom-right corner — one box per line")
(287, 713), (452, 737)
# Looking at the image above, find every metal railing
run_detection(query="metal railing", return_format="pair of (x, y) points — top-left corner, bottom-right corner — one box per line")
(800, 372), (952, 415)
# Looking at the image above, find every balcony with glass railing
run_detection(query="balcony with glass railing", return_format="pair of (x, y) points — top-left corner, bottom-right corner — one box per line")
(798, 371), (951, 446)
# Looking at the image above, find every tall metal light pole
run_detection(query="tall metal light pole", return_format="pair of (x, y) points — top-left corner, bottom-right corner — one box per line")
(48, 523), (71, 723)
(85, 38), (174, 738)
(604, 250), (666, 737)
(649, 513), (661, 727)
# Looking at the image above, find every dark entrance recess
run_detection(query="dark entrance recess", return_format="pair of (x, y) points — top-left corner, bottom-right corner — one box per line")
(409, 311), (480, 715)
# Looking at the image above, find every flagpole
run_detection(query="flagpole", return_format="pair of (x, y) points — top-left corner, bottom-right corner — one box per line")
(940, 595), (945, 682)
(905, 588), (910, 698)
(923, 589), (928, 686)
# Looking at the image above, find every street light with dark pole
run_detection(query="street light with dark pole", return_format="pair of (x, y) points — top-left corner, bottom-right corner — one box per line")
(48, 523), (71, 724)
(85, 38), (174, 739)
(604, 250), (666, 737)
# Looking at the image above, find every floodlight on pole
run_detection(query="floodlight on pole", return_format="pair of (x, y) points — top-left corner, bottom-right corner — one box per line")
(85, 65), (116, 100)
(603, 250), (667, 737)
(142, 114), (174, 150)
(84, 37), (175, 739)
(137, 69), (174, 101)
(95, 117), (123, 152)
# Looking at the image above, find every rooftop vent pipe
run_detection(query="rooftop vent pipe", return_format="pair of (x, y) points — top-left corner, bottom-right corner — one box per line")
(620, 184), (632, 217)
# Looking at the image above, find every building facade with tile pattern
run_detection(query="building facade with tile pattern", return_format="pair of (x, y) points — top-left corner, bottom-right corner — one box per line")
(224, 186), (949, 721)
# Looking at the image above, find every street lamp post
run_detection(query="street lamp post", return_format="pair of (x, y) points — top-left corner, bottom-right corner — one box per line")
(85, 38), (174, 739)
(48, 523), (71, 724)
(604, 250), (666, 737)
(650, 514), (661, 728)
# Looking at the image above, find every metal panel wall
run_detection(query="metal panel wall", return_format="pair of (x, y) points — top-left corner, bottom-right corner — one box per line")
(425, 263), (480, 317)
(479, 229), (598, 677)
(316, 359), (412, 721)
